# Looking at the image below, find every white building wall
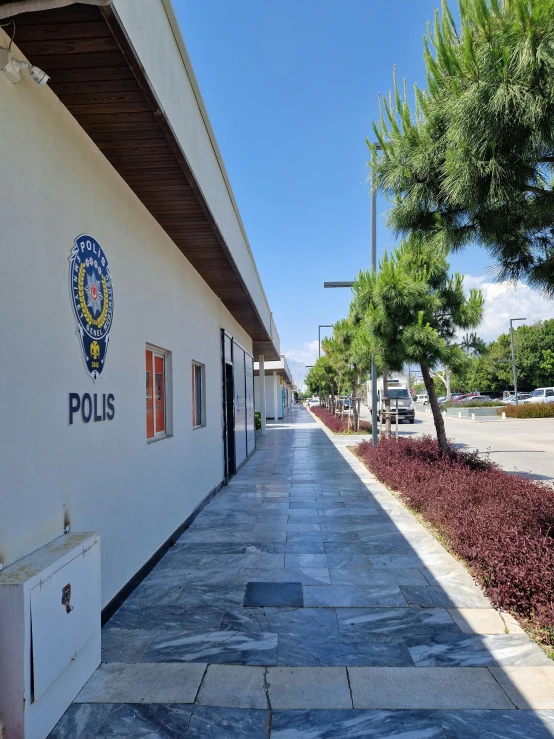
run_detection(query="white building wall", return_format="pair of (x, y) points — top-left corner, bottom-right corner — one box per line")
(0, 31), (252, 606)
(254, 375), (284, 419)
(113, 0), (276, 348)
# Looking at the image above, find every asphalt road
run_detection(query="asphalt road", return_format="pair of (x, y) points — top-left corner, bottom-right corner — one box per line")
(359, 404), (554, 482)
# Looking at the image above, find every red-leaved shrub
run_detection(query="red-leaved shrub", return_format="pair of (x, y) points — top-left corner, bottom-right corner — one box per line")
(356, 436), (554, 642)
(499, 403), (554, 419)
(311, 405), (371, 434)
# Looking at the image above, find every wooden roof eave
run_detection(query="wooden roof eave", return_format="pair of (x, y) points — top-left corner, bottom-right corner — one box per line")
(0, 0), (110, 20)
(0, 0), (280, 360)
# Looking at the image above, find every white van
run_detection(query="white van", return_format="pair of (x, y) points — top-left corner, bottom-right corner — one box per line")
(368, 379), (415, 423)
(524, 388), (554, 404)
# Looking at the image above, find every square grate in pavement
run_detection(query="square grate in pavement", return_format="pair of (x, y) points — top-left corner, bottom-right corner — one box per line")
(244, 581), (303, 607)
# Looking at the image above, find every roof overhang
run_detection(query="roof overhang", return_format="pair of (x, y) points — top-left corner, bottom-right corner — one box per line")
(0, 0), (280, 359)
(254, 358), (293, 385)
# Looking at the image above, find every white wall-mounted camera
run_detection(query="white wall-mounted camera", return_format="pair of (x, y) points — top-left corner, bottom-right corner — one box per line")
(0, 47), (49, 86)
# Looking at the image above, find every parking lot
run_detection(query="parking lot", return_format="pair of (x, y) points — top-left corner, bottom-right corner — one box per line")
(359, 405), (554, 482)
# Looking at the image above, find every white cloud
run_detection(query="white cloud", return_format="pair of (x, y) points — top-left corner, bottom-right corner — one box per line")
(463, 275), (554, 342)
(283, 340), (319, 365)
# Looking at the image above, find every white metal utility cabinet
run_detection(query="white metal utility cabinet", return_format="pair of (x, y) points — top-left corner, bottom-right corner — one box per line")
(0, 532), (101, 739)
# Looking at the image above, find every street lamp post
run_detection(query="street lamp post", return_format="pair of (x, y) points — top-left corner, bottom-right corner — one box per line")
(510, 317), (526, 405)
(369, 145), (381, 446)
(322, 145), (381, 445)
(318, 325), (333, 358)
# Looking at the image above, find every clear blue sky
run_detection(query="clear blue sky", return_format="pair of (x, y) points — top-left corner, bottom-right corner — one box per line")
(174, 0), (493, 361)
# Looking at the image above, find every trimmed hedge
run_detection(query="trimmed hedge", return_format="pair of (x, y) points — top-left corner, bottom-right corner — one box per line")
(442, 400), (503, 408)
(356, 436), (554, 644)
(311, 405), (371, 434)
(500, 402), (554, 419)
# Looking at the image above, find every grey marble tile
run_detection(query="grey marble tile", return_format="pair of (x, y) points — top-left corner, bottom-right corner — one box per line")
(187, 706), (270, 739)
(408, 634), (553, 667)
(263, 541), (327, 554)
(123, 569), (188, 608)
(268, 605), (338, 630)
(152, 548), (205, 571)
(287, 531), (360, 542)
(401, 586), (436, 607)
(331, 568), (428, 587)
(172, 540), (248, 553)
(362, 540), (415, 555)
(220, 608), (272, 632)
(369, 554), (428, 569)
(75, 663), (206, 704)
(277, 630), (413, 667)
(438, 710), (554, 738)
(426, 585), (490, 609)
(325, 554), (373, 570)
(337, 608), (460, 637)
(284, 553), (328, 568)
(174, 584), (245, 610)
(48, 703), (113, 738)
(173, 566), (241, 587)
(236, 567), (330, 585)
(101, 629), (156, 663)
(105, 605), (223, 632)
(304, 585), (408, 608)
(96, 704), (193, 737)
(271, 709), (446, 738)
(142, 630), (278, 665)
(324, 542), (369, 555)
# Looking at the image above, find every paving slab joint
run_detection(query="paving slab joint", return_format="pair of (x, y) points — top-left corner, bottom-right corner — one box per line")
(193, 664), (209, 704)
(264, 666), (273, 738)
(345, 666), (355, 708)
(486, 667), (517, 709)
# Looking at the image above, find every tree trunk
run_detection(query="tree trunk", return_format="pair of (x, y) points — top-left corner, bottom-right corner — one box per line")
(353, 372), (359, 432)
(382, 372), (391, 439)
(421, 362), (449, 454)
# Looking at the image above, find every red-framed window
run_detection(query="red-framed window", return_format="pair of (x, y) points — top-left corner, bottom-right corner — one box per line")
(146, 347), (167, 439)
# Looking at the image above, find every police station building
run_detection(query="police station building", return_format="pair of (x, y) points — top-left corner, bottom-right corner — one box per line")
(0, 2), (280, 735)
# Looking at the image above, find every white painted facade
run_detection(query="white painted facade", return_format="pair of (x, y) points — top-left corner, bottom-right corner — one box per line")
(0, 0), (278, 613)
(254, 358), (295, 420)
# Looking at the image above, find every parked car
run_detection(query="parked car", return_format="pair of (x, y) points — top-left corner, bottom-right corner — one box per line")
(459, 395), (492, 404)
(451, 393), (480, 404)
(414, 394), (429, 404)
(524, 388), (554, 404)
(307, 397), (319, 407)
(502, 393), (532, 405)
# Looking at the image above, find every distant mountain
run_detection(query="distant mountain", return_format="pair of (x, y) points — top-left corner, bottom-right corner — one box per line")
(287, 360), (308, 390)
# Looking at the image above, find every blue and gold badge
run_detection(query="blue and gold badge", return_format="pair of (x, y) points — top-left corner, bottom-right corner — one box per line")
(69, 235), (114, 381)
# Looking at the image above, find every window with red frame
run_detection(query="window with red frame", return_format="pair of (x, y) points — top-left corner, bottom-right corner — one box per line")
(146, 347), (168, 439)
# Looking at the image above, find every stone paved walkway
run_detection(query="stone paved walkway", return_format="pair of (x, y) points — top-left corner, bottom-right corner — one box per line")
(50, 407), (554, 737)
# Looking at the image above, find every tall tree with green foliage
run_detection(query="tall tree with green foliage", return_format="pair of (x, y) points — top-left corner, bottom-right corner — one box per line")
(353, 239), (484, 453)
(305, 356), (339, 406)
(370, 0), (554, 293)
(351, 267), (404, 437)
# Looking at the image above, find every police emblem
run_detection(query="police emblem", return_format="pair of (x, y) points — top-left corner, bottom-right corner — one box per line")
(69, 235), (114, 381)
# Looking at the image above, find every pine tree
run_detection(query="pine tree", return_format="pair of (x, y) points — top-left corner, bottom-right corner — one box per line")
(353, 240), (484, 453)
(370, 0), (554, 293)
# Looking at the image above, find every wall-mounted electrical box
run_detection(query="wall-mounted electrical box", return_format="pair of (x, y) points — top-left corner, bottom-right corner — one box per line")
(0, 532), (101, 739)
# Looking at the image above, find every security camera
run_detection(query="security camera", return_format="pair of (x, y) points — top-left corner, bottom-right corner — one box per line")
(0, 48), (49, 86)
(28, 65), (49, 86)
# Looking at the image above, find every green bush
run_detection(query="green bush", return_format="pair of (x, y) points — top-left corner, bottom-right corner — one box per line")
(499, 403), (554, 419)
(442, 400), (503, 409)
(254, 411), (262, 430)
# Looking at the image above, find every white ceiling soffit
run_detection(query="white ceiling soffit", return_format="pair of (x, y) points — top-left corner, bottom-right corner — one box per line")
(0, 0), (111, 20)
